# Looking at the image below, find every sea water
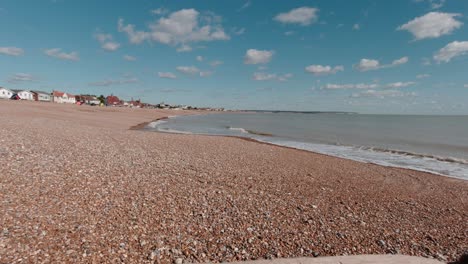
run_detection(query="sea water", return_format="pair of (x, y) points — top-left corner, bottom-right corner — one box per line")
(146, 112), (468, 180)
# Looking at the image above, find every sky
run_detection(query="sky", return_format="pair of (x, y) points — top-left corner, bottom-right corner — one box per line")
(1, 0), (468, 114)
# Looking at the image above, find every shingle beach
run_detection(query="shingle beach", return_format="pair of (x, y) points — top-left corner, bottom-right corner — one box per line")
(0, 101), (466, 263)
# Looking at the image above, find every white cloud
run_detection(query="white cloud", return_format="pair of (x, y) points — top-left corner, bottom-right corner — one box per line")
(274, 7), (319, 26)
(416, 74), (430, 79)
(351, 89), (417, 99)
(117, 19), (149, 44)
(123, 55), (136, 61)
(392, 56), (409, 65)
(244, 49), (274, 64)
(397, 12), (463, 40)
(284, 31), (295, 36)
(210, 60), (223, 67)
(118, 9), (230, 50)
(44, 48), (79, 61)
(95, 33), (120, 51)
(199, 71), (213, 77)
(196, 55), (203, 62)
(323, 83), (379, 90)
(354, 56), (408, 71)
(324, 81), (415, 90)
(252, 72), (292, 82)
(233, 27), (245, 35)
(385, 81), (416, 88)
(354, 58), (380, 71)
(7, 73), (35, 83)
(414, 0), (447, 10)
(238, 1), (251, 11)
(464, 84), (468, 88)
(151, 8), (168, 15)
(353, 24), (360, 30)
(176, 44), (192, 52)
(158, 72), (177, 79)
(176, 66), (200, 75)
(0, 46), (24, 56)
(305, 65), (344, 76)
(434, 41), (468, 63)
(89, 77), (138, 86)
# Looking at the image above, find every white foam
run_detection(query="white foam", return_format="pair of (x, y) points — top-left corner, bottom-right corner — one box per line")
(261, 138), (468, 180)
(228, 127), (248, 133)
(147, 120), (167, 128)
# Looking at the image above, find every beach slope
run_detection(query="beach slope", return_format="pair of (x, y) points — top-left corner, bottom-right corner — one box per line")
(0, 101), (466, 263)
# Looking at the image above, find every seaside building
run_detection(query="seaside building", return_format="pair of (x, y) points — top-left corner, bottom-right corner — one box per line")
(31, 91), (52, 102)
(17, 90), (35, 101)
(106, 95), (121, 106)
(76, 95), (100, 105)
(0, 87), (13, 99)
(52, 90), (76, 104)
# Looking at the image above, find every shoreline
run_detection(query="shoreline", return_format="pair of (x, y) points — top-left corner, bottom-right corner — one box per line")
(140, 115), (466, 182)
(1, 101), (466, 263)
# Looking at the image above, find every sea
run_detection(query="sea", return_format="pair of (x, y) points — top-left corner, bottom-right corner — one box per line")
(146, 112), (468, 180)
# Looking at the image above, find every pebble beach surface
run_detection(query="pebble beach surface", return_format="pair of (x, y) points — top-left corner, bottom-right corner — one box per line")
(0, 101), (466, 263)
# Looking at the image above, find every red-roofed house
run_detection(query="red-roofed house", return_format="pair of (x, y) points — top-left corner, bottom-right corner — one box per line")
(106, 95), (121, 106)
(52, 90), (76, 104)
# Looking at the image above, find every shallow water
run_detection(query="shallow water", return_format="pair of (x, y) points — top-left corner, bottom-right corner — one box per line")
(146, 112), (468, 180)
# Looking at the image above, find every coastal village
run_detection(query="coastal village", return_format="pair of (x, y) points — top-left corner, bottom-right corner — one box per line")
(0, 87), (224, 111)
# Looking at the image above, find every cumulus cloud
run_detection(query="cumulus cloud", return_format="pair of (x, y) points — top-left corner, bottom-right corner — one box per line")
(0, 46), (24, 56)
(252, 72), (292, 82)
(44, 48), (79, 61)
(95, 33), (120, 51)
(176, 66), (200, 75)
(354, 56), (408, 71)
(7, 73), (35, 83)
(305, 65), (344, 76)
(118, 9), (229, 51)
(196, 55), (203, 62)
(433, 41), (468, 63)
(158, 72), (177, 79)
(397, 12), (463, 40)
(416, 74), (430, 79)
(351, 89), (417, 99)
(244, 49), (274, 64)
(123, 55), (137, 61)
(89, 77), (138, 86)
(274, 7), (319, 26)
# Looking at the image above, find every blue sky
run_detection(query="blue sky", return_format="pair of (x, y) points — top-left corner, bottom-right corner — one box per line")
(1, 0), (467, 114)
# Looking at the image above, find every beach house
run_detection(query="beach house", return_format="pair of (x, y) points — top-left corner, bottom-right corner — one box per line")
(31, 91), (52, 102)
(52, 90), (76, 104)
(17, 90), (35, 101)
(106, 95), (121, 106)
(0, 87), (14, 99)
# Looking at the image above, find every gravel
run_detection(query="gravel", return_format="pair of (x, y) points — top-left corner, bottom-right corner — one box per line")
(0, 101), (467, 263)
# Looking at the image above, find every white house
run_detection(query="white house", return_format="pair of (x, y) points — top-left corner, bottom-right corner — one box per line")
(31, 91), (51, 102)
(52, 90), (76, 104)
(18, 90), (34, 101)
(0, 87), (13, 99)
